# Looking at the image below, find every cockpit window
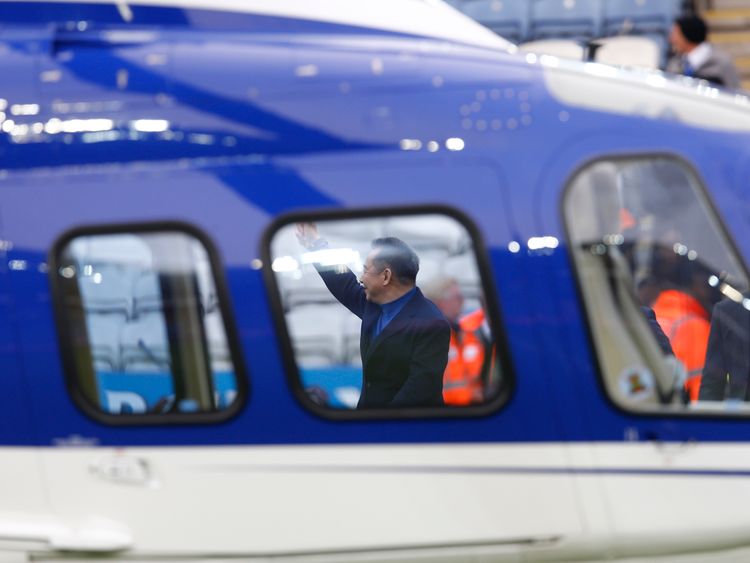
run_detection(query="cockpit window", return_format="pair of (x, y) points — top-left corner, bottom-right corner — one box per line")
(265, 208), (511, 418)
(565, 157), (749, 414)
(51, 225), (245, 423)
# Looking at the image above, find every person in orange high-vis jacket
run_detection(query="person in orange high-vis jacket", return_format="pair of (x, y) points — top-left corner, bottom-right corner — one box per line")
(441, 328), (483, 405)
(457, 307), (498, 403)
(651, 288), (710, 402)
(424, 278), (489, 406)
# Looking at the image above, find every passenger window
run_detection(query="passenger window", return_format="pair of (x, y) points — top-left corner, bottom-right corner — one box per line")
(565, 157), (749, 413)
(266, 210), (508, 416)
(52, 227), (243, 421)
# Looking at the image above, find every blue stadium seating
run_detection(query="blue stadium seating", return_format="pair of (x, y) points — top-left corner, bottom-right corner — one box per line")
(449, 0), (678, 68)
(530, 0), (603, 40)
(458, 0), (530, 44)
(602, 0), (681, 36)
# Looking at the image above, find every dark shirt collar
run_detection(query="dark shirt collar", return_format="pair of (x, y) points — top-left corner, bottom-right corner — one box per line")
(380, 287), (416, 315)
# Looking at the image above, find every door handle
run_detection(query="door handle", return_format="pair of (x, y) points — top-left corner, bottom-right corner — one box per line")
(89, 455), (155, 486)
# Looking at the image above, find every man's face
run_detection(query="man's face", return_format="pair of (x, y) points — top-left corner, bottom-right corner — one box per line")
(437, 283), (464, 322)
(670, 24), (690, 55)
(359, 249), (387, 303)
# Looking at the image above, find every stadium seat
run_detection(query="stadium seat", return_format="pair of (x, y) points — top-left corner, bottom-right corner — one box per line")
(458, 0), (530, 43)
(519, 38), (586, 60)
(602, 0), (681, 37)
(591, 35), (662, 69)
(530, 0), (602, 40)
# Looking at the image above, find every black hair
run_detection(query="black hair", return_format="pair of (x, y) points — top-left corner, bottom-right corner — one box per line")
(371, 237), (419, 285)
(675, 15), (707, 45)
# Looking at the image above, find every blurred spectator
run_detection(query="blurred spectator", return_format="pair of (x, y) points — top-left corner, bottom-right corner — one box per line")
(640, 243), (716, 402)
(424, 278), (486, 406)
(458, 307), (499, 402)
(700, 296), (750, 401)
(667, 14), (740, 89)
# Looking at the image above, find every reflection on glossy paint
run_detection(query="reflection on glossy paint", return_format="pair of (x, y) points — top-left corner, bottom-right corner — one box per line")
(117, 69), (129, 89)
(445, 138), (464, 151)
(399, 139), (422, 151)
(295, 64), (319, 78)
(146, 53), (168, 66)
(10, 104), (39, 116)
(116, 2), (134, 22)
(187, 133), (214, 145)
(131, 119), (169, 132)
(40, 70), (62, 83)
(41, 118), (114, 134)
(52, 101), (123, 114)
(82, 131), (122, 143)
(527, 236), (559, 250)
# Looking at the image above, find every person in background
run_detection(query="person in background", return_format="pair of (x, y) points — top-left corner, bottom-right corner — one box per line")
(638, 245), (714, 402)
(296, 223), (450, 409)
(667, 14), (740, 90)
(423, 277), (484, 406)
(458, 306), (499, 401)
(700, 295), (750, 401)
(650, 281), (709, 402)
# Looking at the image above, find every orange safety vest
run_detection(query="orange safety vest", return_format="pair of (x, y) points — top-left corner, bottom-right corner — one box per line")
(651, 289), (710, 403)
(443, 309), (492, 406)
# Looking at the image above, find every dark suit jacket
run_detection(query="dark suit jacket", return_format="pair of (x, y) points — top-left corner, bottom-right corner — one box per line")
(699, 298), (750, 401)
(642, 306), (674, 356)
(667, 47), (741, 90)
(317, 267), (450, 408)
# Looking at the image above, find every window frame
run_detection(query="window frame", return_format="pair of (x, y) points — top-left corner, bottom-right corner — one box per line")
(261, 204), (515, 420)
(561, 152), (750, 419)
(48, 220), (249, 426)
